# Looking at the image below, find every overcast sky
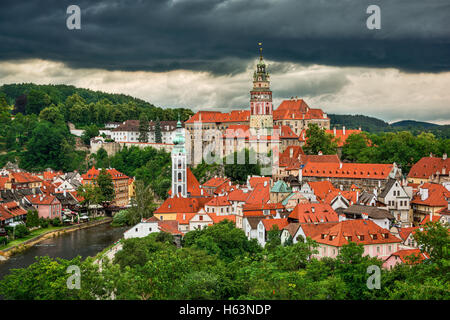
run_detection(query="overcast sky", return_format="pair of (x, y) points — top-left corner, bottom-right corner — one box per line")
(1, 0), (449, 123)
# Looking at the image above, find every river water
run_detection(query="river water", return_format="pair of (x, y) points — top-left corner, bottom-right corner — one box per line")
(0, 223), (128, 280)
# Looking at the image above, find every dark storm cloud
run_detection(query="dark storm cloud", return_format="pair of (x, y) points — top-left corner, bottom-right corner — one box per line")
(0, 0), (449, 74)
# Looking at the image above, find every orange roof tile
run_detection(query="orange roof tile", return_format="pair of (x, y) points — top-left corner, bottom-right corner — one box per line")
(307, 181), (338, 200)
(390, 248), (429, 264)
(408, 156), (450, 179)
(411, 183), (449, 207)
(261, 218), (289, 231)
(302, 162), (393, 179)
(154, 196), (212, 214)
(289, 203), (339, 223)
(82, 166), (129, 181)
(312, 219), (402, 247)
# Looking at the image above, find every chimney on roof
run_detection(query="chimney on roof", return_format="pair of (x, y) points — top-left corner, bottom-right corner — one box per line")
(201, 189), (204, 196)
(356, 191), (359, 202)
(339, 162), (343, 169)
(290, 148), (293, 158)
(343, 126), (346, 136)
(63, 190), (66, 197)
(339, 214), (346, 222)
(362, 213), (368, 220)
(311, 207), (315, 213)
(358, 127), (362, 131)
(430, 153), (433, 157)
(318, 151), (323, 156)
(443, 153), (447, 160)
(420, 188), (429, 201)
(264, 181), (267, 187)
(333, 127), (336, 136)
(183, 213), (186, 220)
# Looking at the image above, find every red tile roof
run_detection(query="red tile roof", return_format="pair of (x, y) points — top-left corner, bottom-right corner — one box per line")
(273, 99), (328, 121)
(176, 212), (198, 225)
(42, 171), (64, 181)
(299, 222), (339, 240)
(306, 181), (338, 200)
(228, 189), (250, 202)
(0, 205), (13, 221)
(208, 213), (236, 224)
(411, 183), (449, 207)
(408, 156), (450, 179)
(261, 218), (289, 231)
(205, 196), (231, 207)
(420, 214), (442, 225)
(158, 220), (183, 235)
(186, 110), (250, 124)
(245, 182), (270, 205)
(25, 194), (60, 205)
(289, 203), (339, 223)
(312, 219), (402, 247)
(302, 162), (393, 179)
(248, 177), (271, 189)
(326, 129), (362, 147)
(202, 177), (230, 188)
(1, 202), (27, 217)
(398, 226), (419, 241)
(0, 176), (7, 190)
(390, 248), (429, 264)
(82, 167), (129, 181)
(9, 172), (42, 184)
(154, 196), (212, 214)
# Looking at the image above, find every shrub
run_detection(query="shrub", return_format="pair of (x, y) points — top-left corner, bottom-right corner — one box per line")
(39, 218), (49, 228)
(50, 218), (62, 227)
(111, 210), (129, 227)
(26, 210), (40, 228)
(14, 224), (30, 239)
(0, 236), (8, 245)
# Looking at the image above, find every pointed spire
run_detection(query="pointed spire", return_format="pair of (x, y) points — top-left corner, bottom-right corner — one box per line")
(177, 113), (181, 128)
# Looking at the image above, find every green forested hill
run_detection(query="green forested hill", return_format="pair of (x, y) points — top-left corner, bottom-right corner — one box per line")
(0, 83), (194, 125)
(329, 114), (450, 138)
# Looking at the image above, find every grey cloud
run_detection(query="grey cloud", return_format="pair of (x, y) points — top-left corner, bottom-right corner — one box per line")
(0, 0), (449, 74)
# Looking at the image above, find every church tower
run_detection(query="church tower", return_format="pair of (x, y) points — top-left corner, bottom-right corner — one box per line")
(171, 118), (187, 197)
(249, 43), (274, 130)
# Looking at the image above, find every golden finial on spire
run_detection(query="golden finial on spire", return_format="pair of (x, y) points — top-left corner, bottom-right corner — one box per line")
(258, 42), (263, 60)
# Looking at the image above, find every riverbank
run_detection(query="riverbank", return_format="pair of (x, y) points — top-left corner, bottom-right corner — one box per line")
(0, 217), (112, 260)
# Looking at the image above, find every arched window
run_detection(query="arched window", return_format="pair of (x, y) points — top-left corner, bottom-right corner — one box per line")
(178, 186), (182, 193)
(178, 172), (182, 180)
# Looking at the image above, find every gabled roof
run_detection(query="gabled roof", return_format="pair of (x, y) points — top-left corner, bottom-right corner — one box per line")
(154, 196), (212, 214)
(9, 172), (42, 184)
(202, 177), (229, 188)
(420, 214), (441, 225)
(245, 216), (264, 229)
(81, 167), (129, 181)
(379, 178), (399, 199)
(227, 189), (250, 202)
(261, 218), (289, 231)
(25, 194), (60, 205)
(312, 219), (402, 247)
(326, 129), (362, 147)
(245, 182), (270, 205)
(389, 248), (429, 264)
(248, 176), (270, 189)
(270, 180), (291, 193)
(343, 204), (394, 220)
(411, 183), (449, 207)
(300, 222), (339, 240)
(408, 156), (450, 179)
(205, 196), (231, 207)
(307, 181), (337, 200)
(397, 226), (419, 241)
(289, 203), (339, 223)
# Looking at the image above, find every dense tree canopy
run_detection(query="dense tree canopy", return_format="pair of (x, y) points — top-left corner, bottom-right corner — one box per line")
(0, 221), (448, 300)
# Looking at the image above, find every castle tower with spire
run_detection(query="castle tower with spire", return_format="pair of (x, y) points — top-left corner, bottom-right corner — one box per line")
(249, 43), (274, 130)
(171, 117), (187, 197)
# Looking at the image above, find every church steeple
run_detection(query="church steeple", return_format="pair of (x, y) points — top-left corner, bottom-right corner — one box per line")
(250, 42), (273, 129)
(171, 117), (187, 198)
